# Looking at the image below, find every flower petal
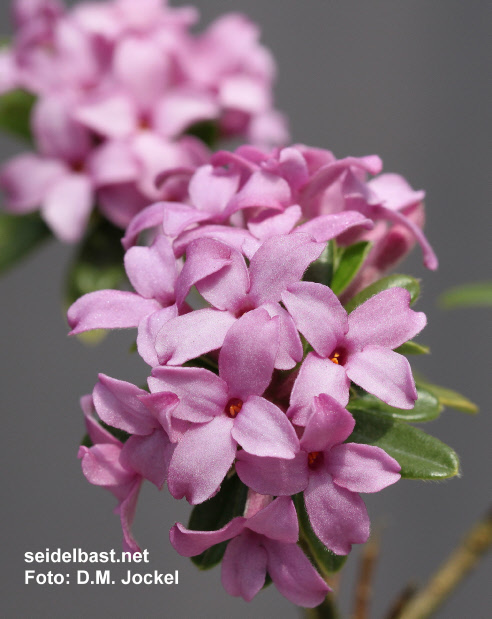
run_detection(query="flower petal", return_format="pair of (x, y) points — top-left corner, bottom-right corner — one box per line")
(221, 532), (267, 602)
(219, 308), (279, 400)
(345, 346), (418, 409)
(149, 366), (228, 423)
(0, 154), (66, 213)
(300, 394), (355, 453)
(117, 479), (142, 554)
(262, 303), (303, 370)
(266, 539), (330, 608)
(247, 204), (302, 240)
(75, 95), (138, 139)
(174, 237), (238, 309)
(188, 164), (240, 217)
(346, 288), (426, 351)
(236, 451), (308, 497)
(173, 224), (260, 260)
(305, 468), (370, 555)
(232, 396), (299, 459)
(156, 308), (237, 366)
(120, 430), (175, 489)
(327, 443), (401, 493)
(193, 241), (250, 313)
(225, 169), (291, 216)
(137, 304), (178, 367)
(297, 211), (373, 241)
(68, 290), (161, 334)
(282, 281), (348, 357)
(42, 173), (93, 242)
(78, 444), (134, 488)
(246, 496), (299, 543)
(289, 353), (350, 425)
(167, 416), (236, 504)
(124, 235), (177, 304)
(170, 517), (246, 557)
(93, 374), (156, 435)
(248, 233), (325, 306)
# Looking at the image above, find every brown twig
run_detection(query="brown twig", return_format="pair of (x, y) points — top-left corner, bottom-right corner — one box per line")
(394, 507), (492, 619)
(352, 532), (381, 619)
(385, 584), (418, 619)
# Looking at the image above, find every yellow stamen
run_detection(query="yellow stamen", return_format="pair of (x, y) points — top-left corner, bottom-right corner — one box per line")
(227, 398), (243, 418)
(329, 351), (340, 365)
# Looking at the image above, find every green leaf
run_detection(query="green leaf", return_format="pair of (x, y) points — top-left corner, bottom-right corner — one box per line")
(80, 433), (92, 448)
(394, 340), (430, 355)
(439, 281), (492, 309)
(304, 240), (336, 287)
(185, 120), (220, 149)
(330, 241), (372, 296)
(0, 89), (36, 141)
(188, 473), (248, 570)
(349, 410), (460, 480)
(294, 493), (347, 577)
(416, 380), (478, 414)
(183, 354), (219, 374)
(348, 386), (441, 423)
(343, 274), (421, 313)
(64, 216), (126, 307)
(0, 211), (52, 274)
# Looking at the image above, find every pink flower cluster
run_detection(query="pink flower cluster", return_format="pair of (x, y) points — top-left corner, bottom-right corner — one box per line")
(0, 0), (287, 241)
(71, 143), (431, 607)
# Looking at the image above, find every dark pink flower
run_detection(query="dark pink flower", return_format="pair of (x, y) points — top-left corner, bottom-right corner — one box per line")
(283, 285), (427, 416)
(148, 308), (299, 504)
(170, 495), (329, 607)
(236, 395), (401, 555)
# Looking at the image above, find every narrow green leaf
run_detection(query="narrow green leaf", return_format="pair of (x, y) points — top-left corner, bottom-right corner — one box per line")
(331, 241), (372, 296)
(183, 354), (219, 374)
(294, 493), (347, 577)
(64, 216), (126, 307)
(439, 281), (492, 309)
(349, 410), (460, 480)
(0, 211), (52, 274)
(304, 240), (336, 287)
(348, 386), (441, 423)
(0, 88), (36, 141)
(343, 274), (421, 313)
(185, 120), (220, 149)
(188, 473), (248, 570)
(416, 380), (478, 414)
(80, 433), (92, 448)
(394, 340), (430, 355)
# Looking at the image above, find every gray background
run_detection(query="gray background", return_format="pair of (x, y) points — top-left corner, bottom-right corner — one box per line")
(1, 1), (491, 617)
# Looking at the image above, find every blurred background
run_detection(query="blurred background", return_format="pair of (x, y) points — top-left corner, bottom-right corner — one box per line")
(1, 1), (491, 617)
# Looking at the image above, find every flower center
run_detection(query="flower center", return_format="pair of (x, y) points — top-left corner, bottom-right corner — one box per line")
(329, 347), (347, 366)
(308, 451), (322, 468)
(225, 398), (243, 418)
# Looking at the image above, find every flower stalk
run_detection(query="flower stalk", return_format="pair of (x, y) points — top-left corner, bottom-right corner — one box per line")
(393, 506), (492, 619)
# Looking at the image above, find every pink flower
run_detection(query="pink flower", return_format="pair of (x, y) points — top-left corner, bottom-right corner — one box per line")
(283, 285), (427, 416)
(170, 495), (329, 607)
(67, 234), (182, 366)
(158, 144), (437, 271)
(236, 395), (401, 555)
(77, 394), (143, 553)
(148, 308), (299, 504)
(1, 0), (288, 239)
(0, 94), (97, 241)
(154, 233), (325, 369)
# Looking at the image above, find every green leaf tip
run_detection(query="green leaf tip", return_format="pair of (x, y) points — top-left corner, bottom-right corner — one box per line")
(343, 273), (421, 313)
